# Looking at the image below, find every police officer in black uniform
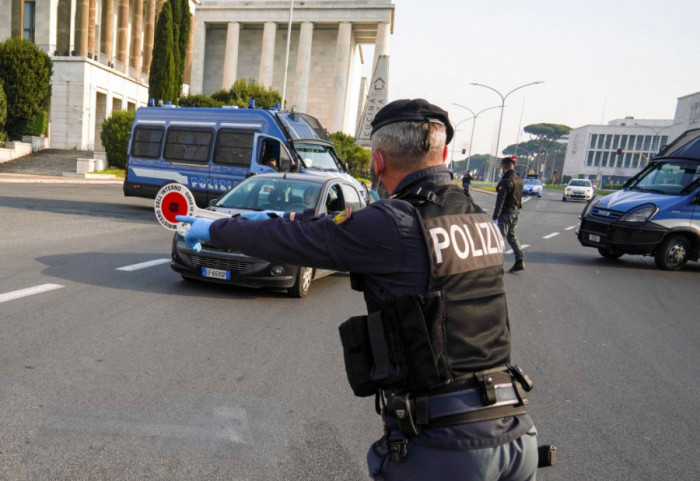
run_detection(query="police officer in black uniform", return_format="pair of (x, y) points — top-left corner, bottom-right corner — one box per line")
(177, 99), (539, 480)
(493, 156), (525, 272)
(462, 170), (473, 195)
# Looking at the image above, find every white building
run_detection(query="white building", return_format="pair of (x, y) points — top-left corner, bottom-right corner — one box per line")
(563, 91), (700, 186)
(0, 0), (194, 150)
(191, 0), (394, 134)
(563, 118), (675, 186)
(0, 0), (392, 151)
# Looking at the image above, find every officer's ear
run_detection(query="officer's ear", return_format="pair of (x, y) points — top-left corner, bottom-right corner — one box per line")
(371, 150), (385, 177)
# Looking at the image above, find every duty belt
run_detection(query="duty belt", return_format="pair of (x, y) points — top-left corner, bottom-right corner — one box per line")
(385, 365), (532, 438)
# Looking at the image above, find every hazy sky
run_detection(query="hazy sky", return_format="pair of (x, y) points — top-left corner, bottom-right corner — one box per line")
(381, 0), (700, 157)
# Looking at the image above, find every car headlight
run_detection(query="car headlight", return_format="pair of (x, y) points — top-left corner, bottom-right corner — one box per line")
(618, 203), (657, 223)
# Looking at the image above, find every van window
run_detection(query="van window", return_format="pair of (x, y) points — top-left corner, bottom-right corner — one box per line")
(214, 130), (254, 166)
(295, 142), (342, 172)
(131, 126), (163, 158)
(163, 128), (213, 163)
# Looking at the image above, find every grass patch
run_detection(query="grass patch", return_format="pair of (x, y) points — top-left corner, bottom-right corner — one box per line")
(94, 168), (125, 178)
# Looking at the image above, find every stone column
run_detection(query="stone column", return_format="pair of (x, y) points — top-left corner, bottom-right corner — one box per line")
(258, 21), (277, 88)
(11, 0), (23, 38)
(130, 0), (143, 72)
(293, 21), (313, 112)
(222, 22), (240, 90)
(100, 0), (114, 60)
(142, 0), (155, 73)
(88, 0), (97, 57)
(116, 0), (129, 72)
(189, 18), (206, 94)
(183, 13), (195, 86)
(372, 21), (391, 78)
(75, 0), (89, 56)
(57, 0), (71, 55)
(330, 22), (352, 133)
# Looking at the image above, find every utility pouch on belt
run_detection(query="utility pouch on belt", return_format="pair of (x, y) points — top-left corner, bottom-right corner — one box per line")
(339, 315), (378, 397)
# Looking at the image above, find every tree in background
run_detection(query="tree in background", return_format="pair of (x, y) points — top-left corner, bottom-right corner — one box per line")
(209, 79), (281, 108)
(0, 37), (52, 139)
(148, 2), (177, 103)
(177, 94), (224, 107)
(0, 79), (7, 141)
(100, 110), (136, 169)
(330, 132), (370, 178)
(522, 123), (571, 179)
(176, 0), (191, 89)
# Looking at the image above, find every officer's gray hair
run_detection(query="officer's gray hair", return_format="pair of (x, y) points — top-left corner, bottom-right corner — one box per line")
(371, 121), (447, 168)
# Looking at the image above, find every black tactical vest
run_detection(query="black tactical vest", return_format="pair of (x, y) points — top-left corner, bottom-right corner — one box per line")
(351, 182), (512, 393)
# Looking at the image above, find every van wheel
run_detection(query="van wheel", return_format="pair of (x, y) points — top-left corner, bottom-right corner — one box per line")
(598, 247), (623, 259)
(654, 235), (690, 270)
(288, 267), (313, 298)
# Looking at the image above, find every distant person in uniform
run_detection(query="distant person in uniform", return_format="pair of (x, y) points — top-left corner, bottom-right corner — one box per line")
(493, 156), (525, 272)
(177, 99), (539, 481)
(262, 152), (278, 170)
(461, 170), (473, 195)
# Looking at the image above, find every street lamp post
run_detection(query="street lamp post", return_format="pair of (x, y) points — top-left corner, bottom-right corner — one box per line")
(449, 117), (476, 172)
(470, 81), (544, 182)
(452, 103), (501, 174)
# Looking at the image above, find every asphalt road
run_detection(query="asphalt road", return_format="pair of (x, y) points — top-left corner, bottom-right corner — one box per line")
(1, 183), (698, 480)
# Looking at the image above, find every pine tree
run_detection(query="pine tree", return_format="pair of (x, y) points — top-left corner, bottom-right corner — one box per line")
(148, 2), (176, 103)
(169, 0), (182, 91)
(177, 0), (191, 89)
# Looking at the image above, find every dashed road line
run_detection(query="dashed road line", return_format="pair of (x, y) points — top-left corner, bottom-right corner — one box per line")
(116, 258), (171, 272)
(565, 225), (578, 231)
(543, 232), (560, 239)
(505, 244), (530, 255)
(0, 284), (64, 304)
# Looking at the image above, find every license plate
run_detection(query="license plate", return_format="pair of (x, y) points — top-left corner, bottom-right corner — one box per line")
(201, 267), (230, 280)
(589, 234), (601, 243)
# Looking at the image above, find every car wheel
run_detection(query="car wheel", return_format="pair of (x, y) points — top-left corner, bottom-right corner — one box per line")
(288, 267), (313, 298)
(598, 247), (623, 259)
(562, 196), (567, 201)
(654, 235), (690, 270)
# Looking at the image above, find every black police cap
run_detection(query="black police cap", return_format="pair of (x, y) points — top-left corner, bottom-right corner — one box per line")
(370, 99), (454, 144)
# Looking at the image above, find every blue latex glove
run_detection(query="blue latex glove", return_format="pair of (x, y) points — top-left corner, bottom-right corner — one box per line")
(239, 210), (284, 221)
(176, 215), (214, 253)
(493, 218), (499, 226)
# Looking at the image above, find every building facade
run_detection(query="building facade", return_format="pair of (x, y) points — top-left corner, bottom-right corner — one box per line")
(563, 118), (674, 187)
(563, 91), (700, 187)
(190, 0), (395, 134)
(0, 0), (195, 150)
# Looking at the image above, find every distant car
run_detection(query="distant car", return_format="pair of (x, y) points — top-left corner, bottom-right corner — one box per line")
(170, 173), (366, 297)
(563, 179), (594, 201)
(523, 177), (543, 197)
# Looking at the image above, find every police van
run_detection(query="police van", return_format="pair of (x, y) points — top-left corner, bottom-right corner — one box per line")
(578, 128), (700, 270)
(124, 106), (363, 206)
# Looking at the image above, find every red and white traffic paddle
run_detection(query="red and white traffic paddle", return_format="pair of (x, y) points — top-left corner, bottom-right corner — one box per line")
(153, 183), (229, 234)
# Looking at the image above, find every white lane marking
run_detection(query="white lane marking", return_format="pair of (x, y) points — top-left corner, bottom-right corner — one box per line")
(505, 244), (530, 255)
(0, 284), (64, 303)
(116, 258), (171, 271)
(565, 225), (578, 231)
(543, 232), (560, 239)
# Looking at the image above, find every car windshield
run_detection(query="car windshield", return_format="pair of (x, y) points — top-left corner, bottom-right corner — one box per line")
(569, 180), (591, 187)
(294, 142), (343, 172)
(524, 178), (542, 185)
(214, 177), (322, 212)
(627, 160), (700, 195)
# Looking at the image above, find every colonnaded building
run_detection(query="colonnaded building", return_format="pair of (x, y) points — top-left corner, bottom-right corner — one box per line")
(0, 0), (394, 151)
